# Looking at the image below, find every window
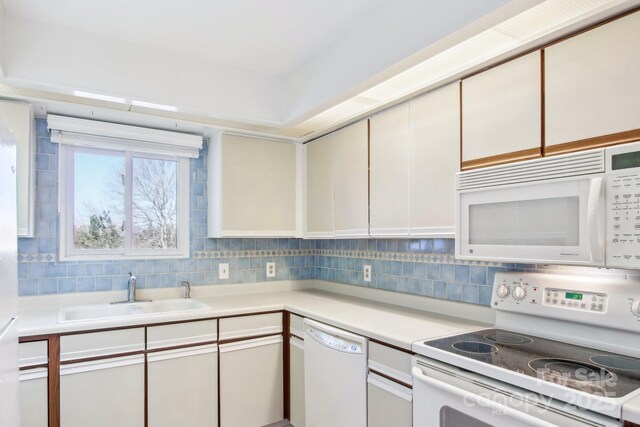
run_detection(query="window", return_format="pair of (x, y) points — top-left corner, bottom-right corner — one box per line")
(60, 146), (190, 260)
(50, 115), (201, 261)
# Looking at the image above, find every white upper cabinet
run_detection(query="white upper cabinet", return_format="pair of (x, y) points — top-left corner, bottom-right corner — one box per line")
(304, 120), (369, 238)
(333, 120), (369, 237)
(370, 104), (410, 237)
(208, 133), (302, 237)
(305, 134), (334, 238)
(0, 100), (35, 237)
(461, 51), (542, 169)
(545, 11), (640, 154)
(409, 83), (460, 236)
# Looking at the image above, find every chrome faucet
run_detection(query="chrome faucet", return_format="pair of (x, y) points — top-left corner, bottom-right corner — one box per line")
(181, 280), (191, 299)
(127, 273), (137, 302)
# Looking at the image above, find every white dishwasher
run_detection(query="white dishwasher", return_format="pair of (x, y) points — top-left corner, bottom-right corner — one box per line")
(303, 318), (367, 427)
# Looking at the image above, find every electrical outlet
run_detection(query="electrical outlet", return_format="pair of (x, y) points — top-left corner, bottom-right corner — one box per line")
(219, 263), (229, 279)
(266, 262), (276, 278)
(364, 265), (372, 282)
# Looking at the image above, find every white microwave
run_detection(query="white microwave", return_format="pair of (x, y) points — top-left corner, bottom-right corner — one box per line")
(456, 141), (640, 268)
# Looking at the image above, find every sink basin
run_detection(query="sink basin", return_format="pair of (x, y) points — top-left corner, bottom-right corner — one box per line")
(58, 298), (209, 323)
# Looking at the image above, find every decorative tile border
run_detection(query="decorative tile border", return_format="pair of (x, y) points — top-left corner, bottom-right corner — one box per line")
(314, 249), (504, 267)
(193, 248), (315, 259)
(18, 253), (56, 263)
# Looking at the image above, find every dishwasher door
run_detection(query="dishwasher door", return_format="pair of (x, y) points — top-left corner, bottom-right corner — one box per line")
(303, 318), (367, 427)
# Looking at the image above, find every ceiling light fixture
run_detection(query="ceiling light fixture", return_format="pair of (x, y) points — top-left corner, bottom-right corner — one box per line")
(72, 90), (127, 104)
(131, 100), (178, 112)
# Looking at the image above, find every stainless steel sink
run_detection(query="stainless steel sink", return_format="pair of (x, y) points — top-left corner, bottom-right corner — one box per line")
(57, 298), (209, 323)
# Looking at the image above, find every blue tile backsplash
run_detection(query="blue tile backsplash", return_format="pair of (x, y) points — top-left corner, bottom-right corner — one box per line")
(18, 119), (634, 306)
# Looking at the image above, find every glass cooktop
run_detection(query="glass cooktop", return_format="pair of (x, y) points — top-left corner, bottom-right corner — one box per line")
(424, 328), (640, 397)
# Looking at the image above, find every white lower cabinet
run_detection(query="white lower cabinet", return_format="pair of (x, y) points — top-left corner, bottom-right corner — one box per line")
(367, 341), (413, 427)
(19, 341), (48, 427)
(367, 373), (412, 427)
(290, 336), (305, 427)
(147, 344), (218, 427)
(219, 336), (284, 427)
(60, 354), (145, 427)
(19, 368), (48, 427)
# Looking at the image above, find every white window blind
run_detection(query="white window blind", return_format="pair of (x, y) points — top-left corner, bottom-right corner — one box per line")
(47, 115), (203, 158)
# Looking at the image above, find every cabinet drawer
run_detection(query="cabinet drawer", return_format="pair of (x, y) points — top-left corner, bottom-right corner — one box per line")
(290, 314), (304, 339)
(368, 373), (412, 427)
(147, 320), (217, 350)
(19, 341), (47, 367)
(61, 328), (145, 361)
(219, 313), (282, 340)
(368, 341), (412, 385)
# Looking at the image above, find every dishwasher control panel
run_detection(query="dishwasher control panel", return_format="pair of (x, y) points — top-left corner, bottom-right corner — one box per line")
(306, 327), (364, 354)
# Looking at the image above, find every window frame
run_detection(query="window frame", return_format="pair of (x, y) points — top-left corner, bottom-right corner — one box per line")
(59, 145), (190, 261)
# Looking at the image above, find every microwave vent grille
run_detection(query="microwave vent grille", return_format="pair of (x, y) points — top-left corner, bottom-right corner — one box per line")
(458, 150), (604, 190)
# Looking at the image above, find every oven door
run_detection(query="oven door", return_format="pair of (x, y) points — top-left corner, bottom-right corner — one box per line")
(412, 358), (621, 427)
(456, 175), (605, 266)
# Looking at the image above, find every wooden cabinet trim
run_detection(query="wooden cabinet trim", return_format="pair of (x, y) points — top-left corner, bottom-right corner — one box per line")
(283, 311), (291, 421)
(540, 49), (545, 154)
(368, 368), (412, 390)
(544, 129), (640, 156)
(48, 335), (60, 427)
(461, 147), (541, 170)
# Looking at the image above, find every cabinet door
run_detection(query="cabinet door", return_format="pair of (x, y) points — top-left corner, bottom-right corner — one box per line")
(19, 369), (48, 427)
(209, 134), (300, 237)
(367, 373), (412, 427)
(290, 336), (305, 427)
(19, 341), (48, 427)
(219, 336), (284, 427)
(0, 101), (35, 237)
(461, 51), (542, 169)
(333, 120), (369, 237)
(409, 83), (460, 236)
(60, 355), (144, 427)
(305, 134), (334, 237)
(370, 104), (410, 236)
(545, 11), (640, 154)
(148, 345), (218, 427)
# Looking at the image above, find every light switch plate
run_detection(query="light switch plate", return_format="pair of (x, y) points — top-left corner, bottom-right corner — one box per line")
(364, 265), (372, 282)
(219, 263), (229, 279)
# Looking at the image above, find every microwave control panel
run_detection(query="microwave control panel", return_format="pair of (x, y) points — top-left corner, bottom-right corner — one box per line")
(606, 173), (640, 268)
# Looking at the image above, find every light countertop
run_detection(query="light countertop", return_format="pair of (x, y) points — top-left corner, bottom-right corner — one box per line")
(17, 280), (494, 350)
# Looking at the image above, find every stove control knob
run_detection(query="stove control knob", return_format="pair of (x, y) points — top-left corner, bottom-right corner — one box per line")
(513, 286), (527, 301)
(631, 300), (640, 316)
(497, 284), (510, 299)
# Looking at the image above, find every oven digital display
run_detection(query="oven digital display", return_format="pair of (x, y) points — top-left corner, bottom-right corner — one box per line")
(565, 292), (583, 300)
(612, 152), (640, 170)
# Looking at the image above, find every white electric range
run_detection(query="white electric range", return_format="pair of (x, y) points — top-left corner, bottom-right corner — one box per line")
(412, 272), (640, 426)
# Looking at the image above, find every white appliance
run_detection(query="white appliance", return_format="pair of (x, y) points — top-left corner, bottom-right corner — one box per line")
(0, 122), (20, 426)
(412, 272), (640, 426)
(456, 141), (640, 268)
(303, 318), (367, 427)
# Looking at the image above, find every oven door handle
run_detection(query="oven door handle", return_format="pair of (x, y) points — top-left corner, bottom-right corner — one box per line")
(412, 367), (557, 427)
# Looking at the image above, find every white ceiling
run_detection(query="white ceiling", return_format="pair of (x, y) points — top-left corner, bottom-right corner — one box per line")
(3, 0), (381, 76)
(1, 0), (636, 139)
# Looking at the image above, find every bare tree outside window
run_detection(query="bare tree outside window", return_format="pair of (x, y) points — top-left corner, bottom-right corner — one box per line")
(132, 158), (178, 249)
(73, 153), (178, 250)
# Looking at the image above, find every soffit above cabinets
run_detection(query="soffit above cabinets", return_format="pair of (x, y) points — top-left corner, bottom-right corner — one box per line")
(0, 0), (638, 142)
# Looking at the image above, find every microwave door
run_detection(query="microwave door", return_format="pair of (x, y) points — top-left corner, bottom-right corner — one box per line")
(457, 176), (604, 266)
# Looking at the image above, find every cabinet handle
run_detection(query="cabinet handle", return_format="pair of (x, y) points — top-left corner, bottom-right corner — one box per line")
(412, 367), (556, 427)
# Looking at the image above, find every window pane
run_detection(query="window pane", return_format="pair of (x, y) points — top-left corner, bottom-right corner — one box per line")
(132, 157), (178, 249)
(74, 152), (125, 249)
